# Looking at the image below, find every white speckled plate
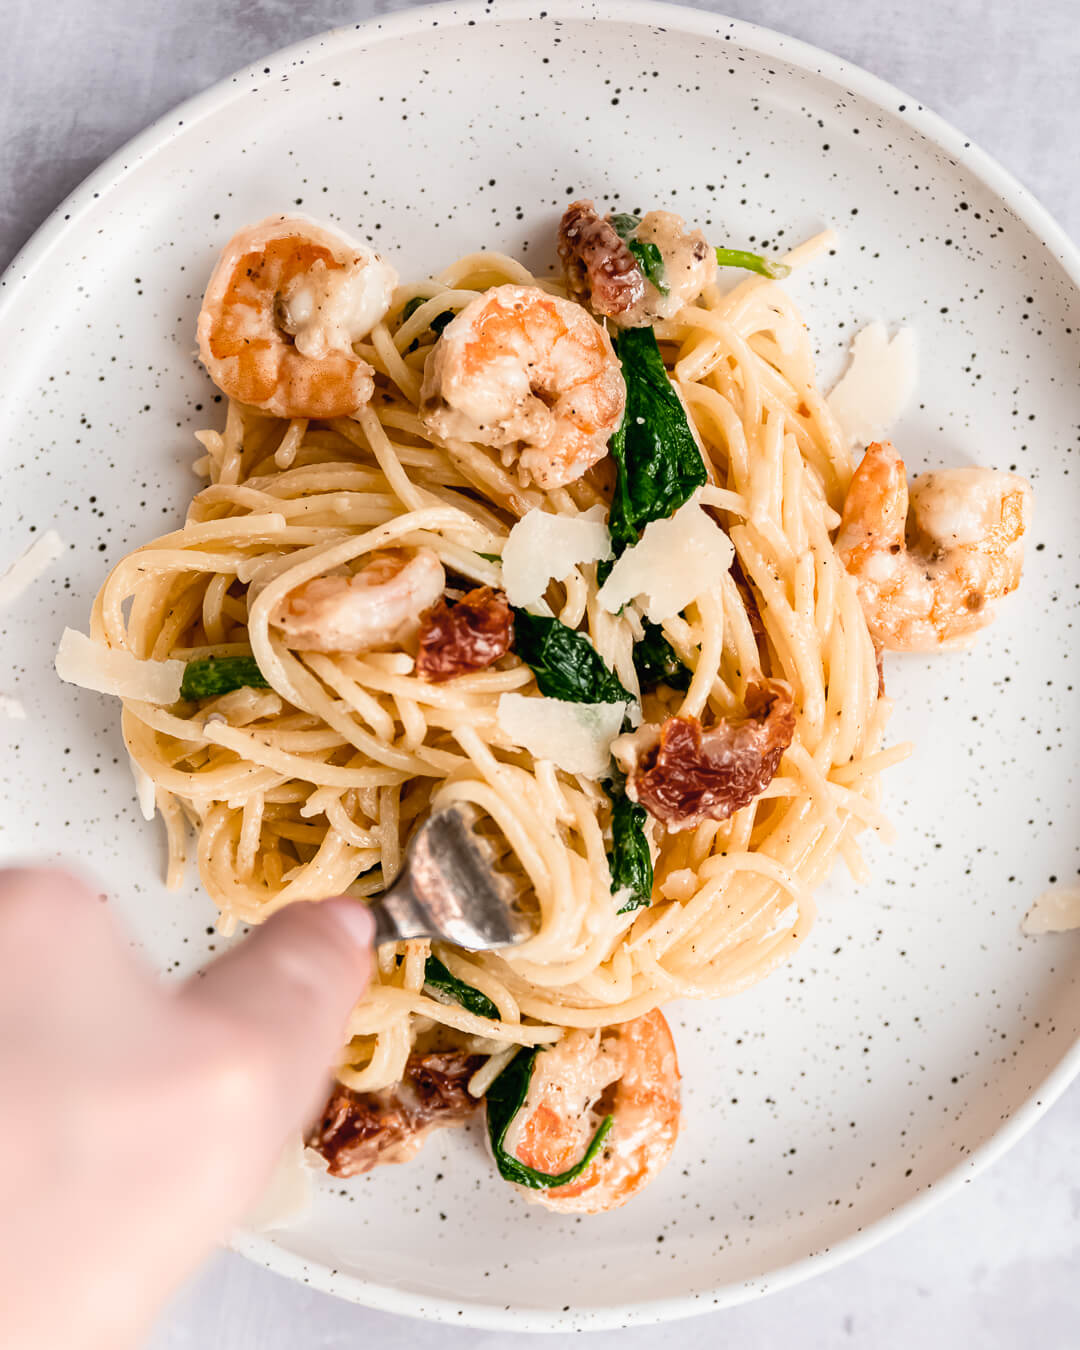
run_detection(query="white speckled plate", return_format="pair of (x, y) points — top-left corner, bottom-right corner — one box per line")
(1, 0), (1078, 1330)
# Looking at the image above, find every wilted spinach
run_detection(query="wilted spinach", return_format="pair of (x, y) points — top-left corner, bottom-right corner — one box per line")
(607, 326), (707, 549)
(604, 769), (653, 914)
(423, 955), (499, 1020)
(511, 609), (632, 705)
(608, 211), (668, 294)
(401, 297), (456, 352)
(632, 619), (693, 694)
(485, 1048), (614, 1189)
(180, 655), (270, 701)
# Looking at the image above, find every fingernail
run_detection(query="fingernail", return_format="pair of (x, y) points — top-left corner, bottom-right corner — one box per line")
(320, 898), (375, 954)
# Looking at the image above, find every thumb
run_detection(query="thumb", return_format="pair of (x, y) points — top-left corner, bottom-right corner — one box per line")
(180, 899), (374, 1129)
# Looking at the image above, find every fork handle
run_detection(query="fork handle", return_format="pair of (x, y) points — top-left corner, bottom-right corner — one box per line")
(367, 868), (433, 947)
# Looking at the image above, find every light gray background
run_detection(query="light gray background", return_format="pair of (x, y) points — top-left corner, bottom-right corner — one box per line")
(4, 0), (1078, 1345)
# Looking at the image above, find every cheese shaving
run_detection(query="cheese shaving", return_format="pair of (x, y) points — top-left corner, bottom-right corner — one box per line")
(826, 321), (917, 447)
(597, 496), (734, 621)
(55, 628), (185, 704)
(501, 506), (612, 608)
(1021, 887), (1080, 936)
(0, 530), (66, 610)
(497, 693), (625, 778)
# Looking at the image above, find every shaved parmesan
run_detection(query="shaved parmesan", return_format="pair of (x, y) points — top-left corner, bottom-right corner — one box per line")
(128, 753), (157, 821)
(1021, 887), (1080, 936)
(597, 495), (734, 621)
(497, 693), (625, 778)
(0, 693), (26, 721)
(55, 628), (185, 704)
(0, 530), (66, 610)
(502, 506), (612, 609)
(243, 1134), (322, 1232)
(827, 321), (917, 447)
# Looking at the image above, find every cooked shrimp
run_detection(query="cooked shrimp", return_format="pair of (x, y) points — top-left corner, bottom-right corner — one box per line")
(558, 202), (716, 328)
(619, 210), (716, 326)
(197, 214), (397, 419)
(502, 1011), (680, 1214)
(269, 547), (445, 653)
(836, 440), (1032, 651)
(419, 284), (625, 489)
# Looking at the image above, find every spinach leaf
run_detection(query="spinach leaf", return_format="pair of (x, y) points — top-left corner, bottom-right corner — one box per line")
(714, 246), (791, 280)
(608, 326), (707, 549)
(180, 655), (270, 701)
(604, 770), (653, 914)
(633, 619), (693, 693)
(485, 1048), (614, 1189)
(401, 298), (456, 353)
(475, 551), (502, 564)
(429, 310), (455, 336)
(423, 955), (499, 1020)
(511, 609), (632, 705)
(606, 213), (668, 294)
(628, 238), (668, 294)
(608, 212), (642, 240)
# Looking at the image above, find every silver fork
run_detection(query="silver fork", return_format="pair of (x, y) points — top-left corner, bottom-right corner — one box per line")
(366, 804), (536, 951)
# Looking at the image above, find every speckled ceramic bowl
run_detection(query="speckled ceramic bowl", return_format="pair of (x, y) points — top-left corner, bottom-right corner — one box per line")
(1, 0), (1078, 1330)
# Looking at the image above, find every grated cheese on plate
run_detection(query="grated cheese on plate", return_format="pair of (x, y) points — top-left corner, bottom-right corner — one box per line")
(826, 321), (917, 447)
(501, 506), (612, 609)
(55, 628), (185, 704)
(0, 693), (27, 721)
(497, 693), (625, 778)
(597, 495), (734, 621)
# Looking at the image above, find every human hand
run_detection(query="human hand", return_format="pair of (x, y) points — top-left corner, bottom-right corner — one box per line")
(0, 866), (374, 1350)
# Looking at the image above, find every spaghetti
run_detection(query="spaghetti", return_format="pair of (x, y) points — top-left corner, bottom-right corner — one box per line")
(84, 207), (919, 1211)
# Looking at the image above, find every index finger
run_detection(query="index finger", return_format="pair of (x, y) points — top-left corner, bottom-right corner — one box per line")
(180, 898), (374, 1124)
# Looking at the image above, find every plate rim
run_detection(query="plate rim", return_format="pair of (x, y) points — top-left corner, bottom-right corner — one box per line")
(3, 0), (1078, 1331)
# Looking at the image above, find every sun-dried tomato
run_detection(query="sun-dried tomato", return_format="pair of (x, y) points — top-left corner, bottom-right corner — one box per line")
(307, 1051), (483, 1178)
(416, 586), (513, 682)
(619, 680), (796, 831)
(557, 200), (646, 318)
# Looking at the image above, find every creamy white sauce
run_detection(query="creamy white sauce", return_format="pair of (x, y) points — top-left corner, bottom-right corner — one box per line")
(620, 211), (717, 327)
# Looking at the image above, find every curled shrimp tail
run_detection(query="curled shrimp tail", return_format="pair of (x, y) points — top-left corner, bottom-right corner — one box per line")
(197, 215), (396, 419)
